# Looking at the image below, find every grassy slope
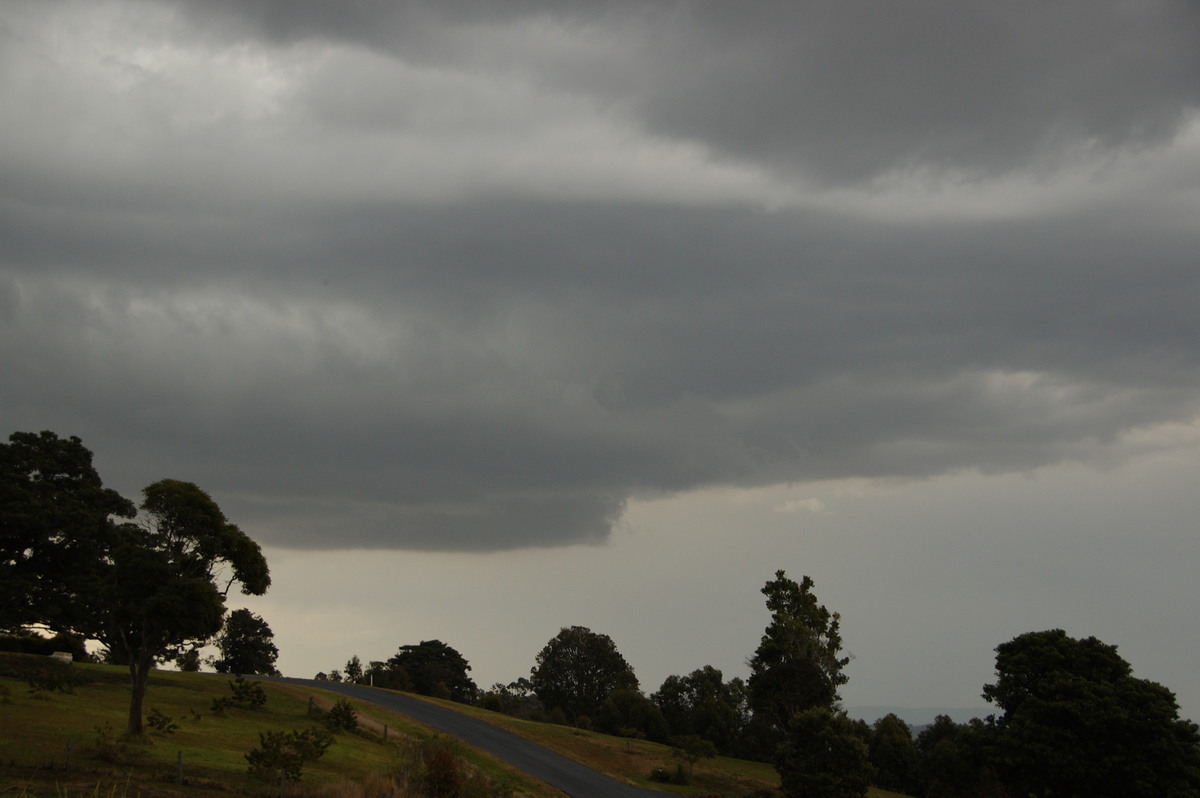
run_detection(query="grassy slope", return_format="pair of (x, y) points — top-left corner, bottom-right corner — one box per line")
(0, 655), (910, 798)
(407, 694), (908, 798)
(0, 654), (557, 797)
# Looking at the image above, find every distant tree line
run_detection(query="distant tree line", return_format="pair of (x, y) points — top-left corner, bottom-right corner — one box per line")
(324, 575), (1200, 797)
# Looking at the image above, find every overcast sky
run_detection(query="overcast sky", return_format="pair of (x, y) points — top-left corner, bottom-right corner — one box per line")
(4, 0), (1199, 723)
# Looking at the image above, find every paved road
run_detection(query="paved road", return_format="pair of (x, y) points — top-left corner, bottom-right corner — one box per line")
(275, 678), (663, 798)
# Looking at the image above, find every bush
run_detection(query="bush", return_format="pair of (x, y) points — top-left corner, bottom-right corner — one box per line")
(229, 675), (267, 708)
(147, 707), (178, 735)
(93, 721), (129, 764)
(245, 728), (333, 782)
(212, 675), (268, 714)
(671, 733), (718, 774)
(322, 698), (359, 733)
(26, 664), (81, 697)
(423, 745), (463, 797)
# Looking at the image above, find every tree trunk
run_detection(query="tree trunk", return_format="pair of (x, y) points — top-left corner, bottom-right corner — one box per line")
(127, 652), (154, 735)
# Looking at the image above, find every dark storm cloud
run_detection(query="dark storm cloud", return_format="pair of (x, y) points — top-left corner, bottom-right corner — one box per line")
(2, 0), (1198, 549)
(619, 1), (1200, 183)
(166, 0), (1200, 183)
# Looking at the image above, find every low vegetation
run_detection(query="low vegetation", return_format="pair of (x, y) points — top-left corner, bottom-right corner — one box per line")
(0, 654), (555, 797)
(0, 654), (920, 798)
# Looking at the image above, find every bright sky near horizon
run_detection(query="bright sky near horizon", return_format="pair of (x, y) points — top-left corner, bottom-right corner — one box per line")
(3, 1), (1199, 721)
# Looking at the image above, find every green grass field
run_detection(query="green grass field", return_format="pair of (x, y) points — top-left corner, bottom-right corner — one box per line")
(0, 654), (910, 798)
(0, 654), (554, 797)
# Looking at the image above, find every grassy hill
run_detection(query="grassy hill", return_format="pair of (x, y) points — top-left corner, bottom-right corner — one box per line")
(0, 654), (910, 798)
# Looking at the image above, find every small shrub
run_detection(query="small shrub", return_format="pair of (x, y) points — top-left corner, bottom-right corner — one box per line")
(670, 733), (718, 774)
(245, 727), (333, 782)
(93, 721), (127, 764)
(322, 698), (359, 733)
(212, 676), (267, 715)
(228, 675), (267, 709)
(422, 745), (463, 798)
(26, 665), (81, 697)
(146, 707), (178, 735)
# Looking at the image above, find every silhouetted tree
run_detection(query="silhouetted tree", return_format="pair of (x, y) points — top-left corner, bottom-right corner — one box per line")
(103, 479), (270, 733)
(176, 647), (202, 672)
(598, 686), (669, 742)
(388, 640), (477, 702)
(748, 571), (849, 743)
(777, 707), (873, 798)
(480, 678), (541, 718)
(1, 433), (272, 736)
(1, 431), (135, 632)
(915, 715), (999, 798)
(653, 665), (750, 755)
(212, 608), (280, 676)
(365, 658), (412, 690)
(869, 713), (919, 794)
(530, 626), (639, 724)
(984, 629), (1200, 797)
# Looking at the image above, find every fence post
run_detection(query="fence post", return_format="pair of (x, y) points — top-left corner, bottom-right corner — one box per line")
(65, 739), (73, 770)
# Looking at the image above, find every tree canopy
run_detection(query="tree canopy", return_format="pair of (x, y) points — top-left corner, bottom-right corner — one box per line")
(213, 608), (280, 676)
(0, 431), (135, 632)
(748, 570), (849, 735)
(747, 571), (860, 795)
(653, 665), (750, 755)
(776, 707), (873, 798)
(868, 713), (919, 795)
(2, 433), (274, 736)
(102, 478), (272, 733)
(388, 639), (478, 703)
(597, 687), (669, 742)
(529, 625), (639, 724)
(983, 629), (1200, 797)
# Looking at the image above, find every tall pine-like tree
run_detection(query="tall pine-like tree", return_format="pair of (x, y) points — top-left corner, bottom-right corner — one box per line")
(748, 571), (866, 797)
(748, 570), (849, 735)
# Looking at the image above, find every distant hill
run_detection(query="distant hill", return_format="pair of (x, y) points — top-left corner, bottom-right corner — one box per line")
(846, 705), (991, 729)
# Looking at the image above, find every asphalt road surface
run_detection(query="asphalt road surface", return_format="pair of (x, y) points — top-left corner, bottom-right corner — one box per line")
(276, 678), (664, 798)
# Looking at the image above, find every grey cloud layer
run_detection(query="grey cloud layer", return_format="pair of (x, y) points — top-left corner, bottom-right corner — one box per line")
(3, 0), (1199, 549)
(171, 0), (1200, 182)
